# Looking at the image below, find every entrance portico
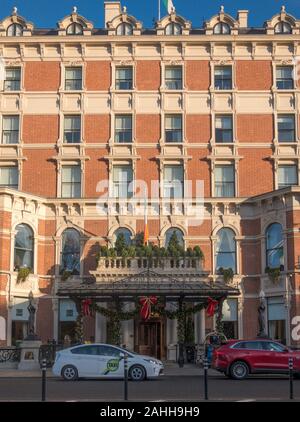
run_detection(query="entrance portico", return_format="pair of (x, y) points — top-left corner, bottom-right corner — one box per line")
(57, 259), (240, 360)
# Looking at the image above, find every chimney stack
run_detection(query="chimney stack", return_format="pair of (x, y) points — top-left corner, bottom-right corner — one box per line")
(104, 1), (121, 28)
(237, 10), (249, 28)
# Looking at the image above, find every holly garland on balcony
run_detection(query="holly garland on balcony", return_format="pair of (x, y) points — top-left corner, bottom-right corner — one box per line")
(96, 232), (205, 263)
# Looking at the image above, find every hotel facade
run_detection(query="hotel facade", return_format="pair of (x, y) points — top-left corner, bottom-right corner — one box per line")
(0, 2), (300, 359)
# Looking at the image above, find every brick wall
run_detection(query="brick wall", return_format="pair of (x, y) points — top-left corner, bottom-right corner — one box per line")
(187, 148), (211, 197)
(136, 61), (161, 90)
(136, 115), (161, 143)
(85, 61), (111, 91)
(186, 115), (211, 143)
(186, 61), (210, 90)
(237, 114), (273, 142)
(36, 297), (54, 343)
(84, 148), (108, 198)
(243, 297), (260, 338)
(238, 148), (274, 196)
(236, 61), (273, 90)
(24, 62), (61, 91)
(23, 115), (59, 143)
(84, 115), (110, 143)
(22, 149), (57, 197)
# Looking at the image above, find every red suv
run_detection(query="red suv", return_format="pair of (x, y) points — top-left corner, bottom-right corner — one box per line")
(212, 339), (300, 380)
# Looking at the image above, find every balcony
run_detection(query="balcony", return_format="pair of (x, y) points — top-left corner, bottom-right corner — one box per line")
(92, 256), (204, 280)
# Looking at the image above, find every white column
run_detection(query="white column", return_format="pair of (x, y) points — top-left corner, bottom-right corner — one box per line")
(95, 303), (107, 343)
(194, 304), (201, 344)
(7, 303), (12, 346)
(165, 302), (178, 361)
(200, 308), (206, 343)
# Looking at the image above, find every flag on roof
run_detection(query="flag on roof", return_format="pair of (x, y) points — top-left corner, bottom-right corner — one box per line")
(162, 0), (174, 14)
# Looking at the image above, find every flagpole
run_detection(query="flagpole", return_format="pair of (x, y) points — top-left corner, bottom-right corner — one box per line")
(158, 0), (161, 21)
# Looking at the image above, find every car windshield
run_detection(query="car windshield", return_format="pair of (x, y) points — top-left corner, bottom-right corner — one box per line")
(118, 346), (137, 356)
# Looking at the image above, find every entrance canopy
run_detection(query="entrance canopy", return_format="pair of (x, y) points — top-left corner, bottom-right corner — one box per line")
(57, 269), (240, 302)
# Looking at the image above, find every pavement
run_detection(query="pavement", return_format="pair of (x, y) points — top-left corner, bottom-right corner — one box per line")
(0, 362), (215, 378)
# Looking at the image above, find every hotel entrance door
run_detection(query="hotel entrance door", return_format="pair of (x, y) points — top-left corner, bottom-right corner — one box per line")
(137, 320), (163, 359)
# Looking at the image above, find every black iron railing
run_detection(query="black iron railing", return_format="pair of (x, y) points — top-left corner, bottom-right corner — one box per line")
(0, 348), (21, 363)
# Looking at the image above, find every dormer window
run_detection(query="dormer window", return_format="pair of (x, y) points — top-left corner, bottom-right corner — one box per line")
(275, 21), (292, 34)
(116, 23), (133, 35)
(213, 22), (230, 34)
(67, 23), (83, 35)
(165, 22), (182, 35)
(7, 23), (23, 36)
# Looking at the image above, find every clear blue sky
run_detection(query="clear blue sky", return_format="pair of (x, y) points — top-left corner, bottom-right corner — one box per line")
(1, 0), (300, 29)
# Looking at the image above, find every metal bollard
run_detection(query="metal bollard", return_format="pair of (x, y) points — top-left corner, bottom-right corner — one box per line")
(124, 353), (128, 401)
(289, 357), (294, 400)
(41, 358), (47, 402)
(204, 357), (209, 401)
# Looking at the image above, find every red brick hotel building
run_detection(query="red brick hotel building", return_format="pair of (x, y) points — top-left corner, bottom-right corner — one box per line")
(0, 2), (300, 358)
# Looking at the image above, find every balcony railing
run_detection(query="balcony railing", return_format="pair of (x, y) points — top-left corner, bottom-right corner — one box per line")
(94, 257), (204, 275)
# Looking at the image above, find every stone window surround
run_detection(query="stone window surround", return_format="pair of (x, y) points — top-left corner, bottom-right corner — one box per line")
(274, 158), (300, 190)
(56, 159), (84, 199)
(0, 114), (20, 145)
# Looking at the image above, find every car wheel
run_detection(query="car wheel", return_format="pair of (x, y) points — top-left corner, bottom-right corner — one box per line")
(61, 365), (78, 381)
(230, 361), (249, 380)
(129, 365), (146, 381)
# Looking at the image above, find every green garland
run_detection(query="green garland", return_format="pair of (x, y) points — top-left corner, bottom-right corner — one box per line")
(76, 298), (224, 346)
(74, 313), (84, 344)
(96, 232), (204, 263)
(91, 299), (208, 346)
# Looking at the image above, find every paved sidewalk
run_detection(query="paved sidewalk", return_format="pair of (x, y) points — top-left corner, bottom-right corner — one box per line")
(0, 363), (220, 378)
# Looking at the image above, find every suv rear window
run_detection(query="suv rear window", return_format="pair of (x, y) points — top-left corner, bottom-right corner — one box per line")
(232, 341), (263, 350)
(261, 342), (286, 352)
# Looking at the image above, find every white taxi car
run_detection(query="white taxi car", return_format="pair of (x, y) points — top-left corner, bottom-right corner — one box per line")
(52, 343), (164, 381)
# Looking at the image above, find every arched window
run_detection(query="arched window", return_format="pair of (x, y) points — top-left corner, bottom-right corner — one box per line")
(113, 228), (132, 246)
(165, 23), (182, 35)
(14, 224), (34, 269)
(61, 229), (80, 274)
(215, 228), (236, 272)
(266, 223), (284, 268)
(7, 24), (23, 37)
(214, 22), (230, 35)
(116, 23), (133, 36)
(67, 23), (83, 35)
(165, 228), (184, 248)
(275, 21), (292, 34)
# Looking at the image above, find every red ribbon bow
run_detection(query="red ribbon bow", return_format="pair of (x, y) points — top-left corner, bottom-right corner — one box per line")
(139, 296), (158, 321)
(82, 299), (92, 317)
(206, 297), (219, 317)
